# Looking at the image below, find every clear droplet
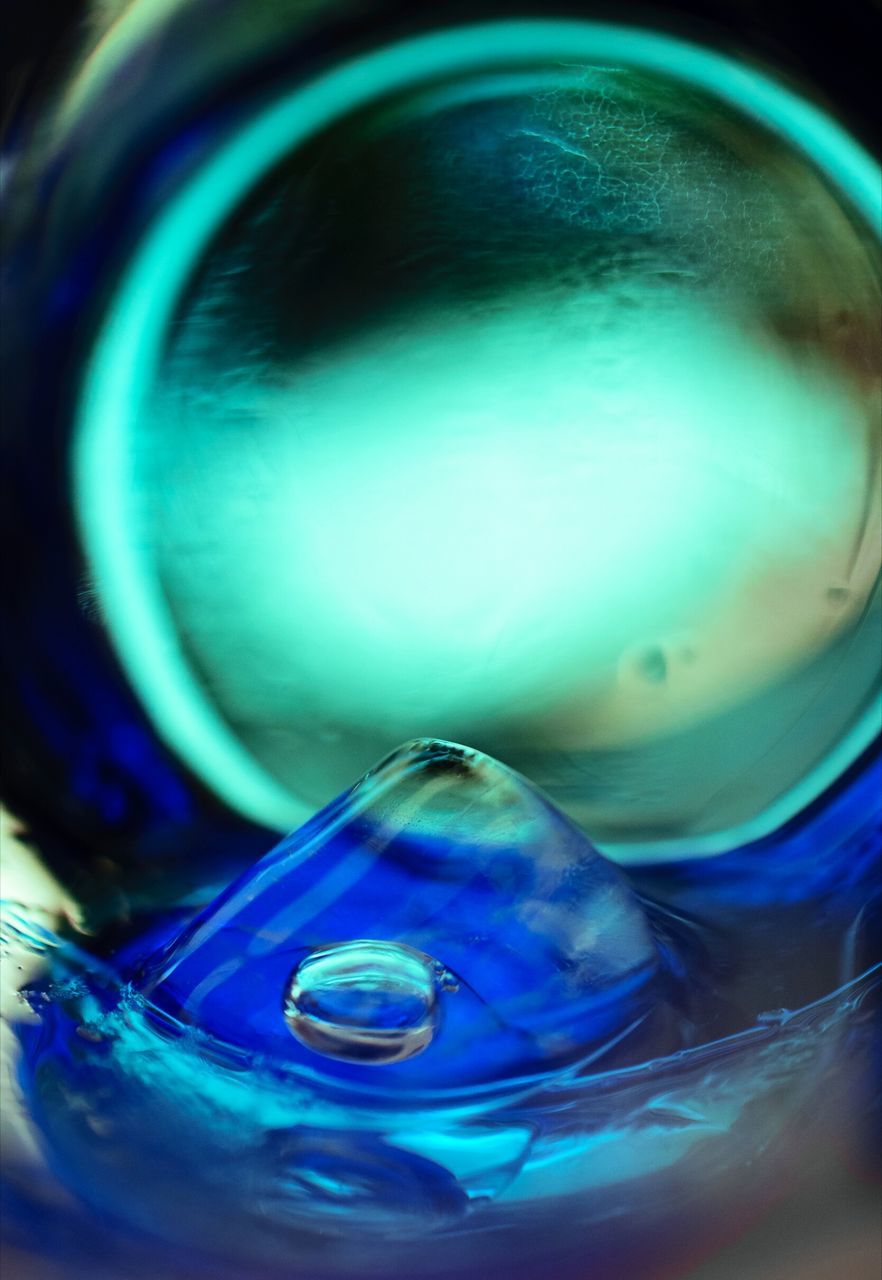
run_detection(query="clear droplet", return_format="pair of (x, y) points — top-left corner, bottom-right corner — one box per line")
(283, 939), (444, 1065)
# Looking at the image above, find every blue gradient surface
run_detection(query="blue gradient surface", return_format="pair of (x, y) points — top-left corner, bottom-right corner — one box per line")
(137, 741), (670, 1096)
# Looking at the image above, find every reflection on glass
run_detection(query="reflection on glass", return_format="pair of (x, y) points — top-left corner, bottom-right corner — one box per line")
(81, 45), (880, 851)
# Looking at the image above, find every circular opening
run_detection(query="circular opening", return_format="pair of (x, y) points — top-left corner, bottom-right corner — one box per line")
(75, 20), (882, 857)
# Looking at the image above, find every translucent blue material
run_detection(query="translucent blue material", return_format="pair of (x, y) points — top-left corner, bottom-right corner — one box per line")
(5, 737), (880, 1280)
(137, 741), (668, 1095)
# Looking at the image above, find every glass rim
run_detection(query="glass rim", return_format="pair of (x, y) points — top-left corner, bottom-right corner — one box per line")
(72, 17), (882, 853)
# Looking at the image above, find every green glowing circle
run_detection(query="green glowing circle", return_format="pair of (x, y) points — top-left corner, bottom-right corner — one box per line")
(74, 20), (882, 855)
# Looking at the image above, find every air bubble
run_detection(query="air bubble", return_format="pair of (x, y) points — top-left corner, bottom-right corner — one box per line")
(283, 939), (446, 1065)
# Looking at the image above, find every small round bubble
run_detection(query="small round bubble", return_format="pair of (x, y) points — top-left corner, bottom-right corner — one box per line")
(283, 939), (445, 1065)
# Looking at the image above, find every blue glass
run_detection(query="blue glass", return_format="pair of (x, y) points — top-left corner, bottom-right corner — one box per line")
(136, 740), (672, 1096)
(5, 737), (880, 1280)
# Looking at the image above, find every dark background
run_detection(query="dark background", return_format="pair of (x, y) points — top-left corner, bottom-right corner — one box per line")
(4, 1), (882, 152)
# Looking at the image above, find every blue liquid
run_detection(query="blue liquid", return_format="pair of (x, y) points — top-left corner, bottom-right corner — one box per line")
(5, 739), (880, 1279)
(135, 741), (669, 1096)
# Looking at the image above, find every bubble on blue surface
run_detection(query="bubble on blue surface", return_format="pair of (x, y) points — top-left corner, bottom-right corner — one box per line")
(284, 940), (445, 1064)
(137, 739), (665, 1093)
(3, 743), (881, 1279)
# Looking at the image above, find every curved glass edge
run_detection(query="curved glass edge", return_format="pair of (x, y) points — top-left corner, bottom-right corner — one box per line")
(6, 958), (877, 1280)
(602, 697), (882, 864)
(73, 18), (882, 849)
(14, 926), (882, 1116)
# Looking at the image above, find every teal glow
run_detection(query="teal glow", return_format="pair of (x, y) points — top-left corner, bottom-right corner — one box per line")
(74, 20), (882, 842)
(206, 301), (869, 727)
(24, 966), (878, 1220)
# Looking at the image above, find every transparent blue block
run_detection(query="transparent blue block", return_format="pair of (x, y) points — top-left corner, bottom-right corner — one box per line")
(137, 740), (667, 1095)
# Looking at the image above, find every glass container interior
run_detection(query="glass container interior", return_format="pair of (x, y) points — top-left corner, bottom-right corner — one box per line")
(74, 25), (882, 856)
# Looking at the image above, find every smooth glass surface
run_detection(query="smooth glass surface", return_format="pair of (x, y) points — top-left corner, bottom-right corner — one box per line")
(139, 741), (668, 1094)
(74, 22), (882, 855)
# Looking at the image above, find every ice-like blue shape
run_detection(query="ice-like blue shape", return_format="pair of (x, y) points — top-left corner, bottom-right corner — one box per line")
(138, 740), (664, 1093)
(6, 743), (880, 1279)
